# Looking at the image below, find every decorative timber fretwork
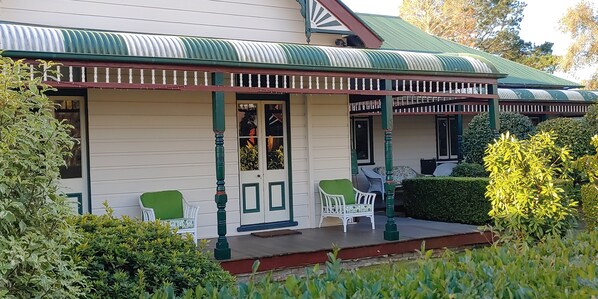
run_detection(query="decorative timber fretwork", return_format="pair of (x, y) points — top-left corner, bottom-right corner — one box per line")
(26, 60), (497, 99)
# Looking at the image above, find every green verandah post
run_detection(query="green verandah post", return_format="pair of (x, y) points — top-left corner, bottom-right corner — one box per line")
(382, 79), (400, 241)
(488, 84), (500, 136)
(212, 72), (231, 260)
(456, 105), (464, 162)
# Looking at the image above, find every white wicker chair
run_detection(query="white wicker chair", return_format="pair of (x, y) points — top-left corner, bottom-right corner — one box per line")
(139, 190), (199, 244)
(318, 179), (376, 233)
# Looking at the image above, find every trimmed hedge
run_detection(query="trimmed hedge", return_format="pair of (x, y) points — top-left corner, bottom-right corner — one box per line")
(451, 162), (488, 177)
(581, 184), (598, 230)
(536, 117), (595, 158)
(147, 230), (598, 298)
(402, 177), (490, 224)
(67, 210), (235, 298)
(462, 112), (534, 164)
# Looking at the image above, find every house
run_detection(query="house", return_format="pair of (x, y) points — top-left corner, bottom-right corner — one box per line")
(0, 0), (594, 260)
(349, 13), (598, 179)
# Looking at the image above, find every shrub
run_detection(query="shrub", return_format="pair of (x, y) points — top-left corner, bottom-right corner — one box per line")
(0, 57), (87, 297)
(583, 103), (598, 134)
(580, 184), (598, 230)
(450, 162), (488, 177)
(536, 117), (595, 159)
(484, 132), (578, 243)
(147, 230), (598, 298)
(463, 112), (535, 164)
(402, 177), (490, 224)
(68, 207), (235, 298)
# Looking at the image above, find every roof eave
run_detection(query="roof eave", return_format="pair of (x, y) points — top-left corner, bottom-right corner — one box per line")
(319, 0), (384, 48)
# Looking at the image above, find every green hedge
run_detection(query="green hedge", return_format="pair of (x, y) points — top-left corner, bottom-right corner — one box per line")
(147, 230), (598, 298)
(402, 177), (490, 224)
(581, 184), (598, 230)
(536, 117), (595, 159)
(67, 210), (235, 298)
(451, 162), (488, 177)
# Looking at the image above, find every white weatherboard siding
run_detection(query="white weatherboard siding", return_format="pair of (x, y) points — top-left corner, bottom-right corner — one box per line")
(307, 94), (352, 227)
(87, 89), (323, 237)
(289, 94), (311, 229)
(87, 89), (243, 238)
(0, 0), (339, 45)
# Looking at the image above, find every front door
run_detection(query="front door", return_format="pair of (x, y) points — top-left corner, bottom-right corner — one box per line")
(52, 96), (89, 214)
(238, 101), (289, 226)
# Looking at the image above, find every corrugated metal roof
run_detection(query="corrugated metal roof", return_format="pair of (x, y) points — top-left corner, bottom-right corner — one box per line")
(0, 23), (502, 77)
(498, 88), (598, 101)
(357, 13), (582, 89)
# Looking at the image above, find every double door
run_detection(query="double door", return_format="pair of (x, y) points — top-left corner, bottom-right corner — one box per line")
(237, 101), (289, 226)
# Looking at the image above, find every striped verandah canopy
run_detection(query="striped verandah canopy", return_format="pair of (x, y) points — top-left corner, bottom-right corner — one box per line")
(350, 88), (598, 116)
(0, 22), (508, 259)
(0, 22), (503, 99)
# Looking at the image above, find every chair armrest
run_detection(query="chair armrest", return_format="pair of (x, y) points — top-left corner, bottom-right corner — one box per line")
(139, 199), (156, 221)
(354, 188), (376, 205)
(183, 199), (200, 220)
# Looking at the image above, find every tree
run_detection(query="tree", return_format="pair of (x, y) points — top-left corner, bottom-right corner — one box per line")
(0, 57), (86, 297)
(560, 1), (598, 89)
(399, 0), (559, 73)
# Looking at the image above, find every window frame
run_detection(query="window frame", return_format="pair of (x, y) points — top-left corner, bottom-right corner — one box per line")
(351, 116), (374, 166)
(435, 116), (459, 161)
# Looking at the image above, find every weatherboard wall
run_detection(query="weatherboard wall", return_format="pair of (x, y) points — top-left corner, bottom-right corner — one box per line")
(85, 89), (350, 237)
(0, 0), (339, 46)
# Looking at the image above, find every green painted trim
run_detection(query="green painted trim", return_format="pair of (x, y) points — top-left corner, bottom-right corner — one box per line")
(3, 50), (505, 79)
(268, 181), (286, 211)
(310, 28), (354, 35)
(66, 192), (83, 215)
(242, 183), (261, 214)
(212, 73), (225, 132)
(284, 96), (295, 222)
(237, 220), (298, 232)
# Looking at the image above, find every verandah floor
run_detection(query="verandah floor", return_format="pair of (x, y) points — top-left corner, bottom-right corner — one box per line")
(207, 214), (494, 275)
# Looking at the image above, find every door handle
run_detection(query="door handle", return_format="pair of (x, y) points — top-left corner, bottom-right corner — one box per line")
(257, 174), (261, 178)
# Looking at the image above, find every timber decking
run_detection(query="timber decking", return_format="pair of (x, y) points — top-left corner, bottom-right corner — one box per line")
(207, 215), (493, 274)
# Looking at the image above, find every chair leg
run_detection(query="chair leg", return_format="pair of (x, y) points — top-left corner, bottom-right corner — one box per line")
(342, 217), (348, 233)
(370, 215), (375, 230)
(319, 216), (324, 228)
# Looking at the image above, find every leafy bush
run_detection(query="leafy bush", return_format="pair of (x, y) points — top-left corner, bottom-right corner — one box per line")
(484, 132), (578, 243)
(402, 177), (490, 224)
(583, 103), (598, 134)
(147, 230), (598, 298)
(450, 162), (488, 177)
(68, 207), (235, 298)
(0, 57), (87, 297)
(580, 184), (598, 230)
(536, 117), (595, 158)
(463, 112), (534, 164)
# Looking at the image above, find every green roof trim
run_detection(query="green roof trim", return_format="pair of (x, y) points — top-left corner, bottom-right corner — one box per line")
(357, 13), (582, 89)
(0, 23), (503, 77)
(498, 88), (598, 101)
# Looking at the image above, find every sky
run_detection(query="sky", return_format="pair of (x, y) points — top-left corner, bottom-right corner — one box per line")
(341, 0), (598, 83)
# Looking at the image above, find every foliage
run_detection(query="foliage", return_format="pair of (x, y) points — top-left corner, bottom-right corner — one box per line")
(450, 162), (488, 177)
(462, 112), (534, 164)
(559, 0), (598, 88)
(146, 230), (598, 298)
(536, 117), (595, 159)
(239, 145), (258, 171)
(399, 0), (559, 72)
(584, 104), (598, 134)
(0, 57), (87, 297)
(402, 177), (491, 224)
(67, 206), (235, 299)
(580, 184), (598, 230)
(266, 145), (284, 170)
(484, 132), (578, 243)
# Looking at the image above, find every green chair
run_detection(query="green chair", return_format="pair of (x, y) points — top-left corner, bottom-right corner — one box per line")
(139, 190), (199, 243)
(318, 179), (376, 232)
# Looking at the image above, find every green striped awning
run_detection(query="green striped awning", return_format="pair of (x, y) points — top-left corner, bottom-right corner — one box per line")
(0, 23), (502, 77)
(498, 88), (598, 102)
